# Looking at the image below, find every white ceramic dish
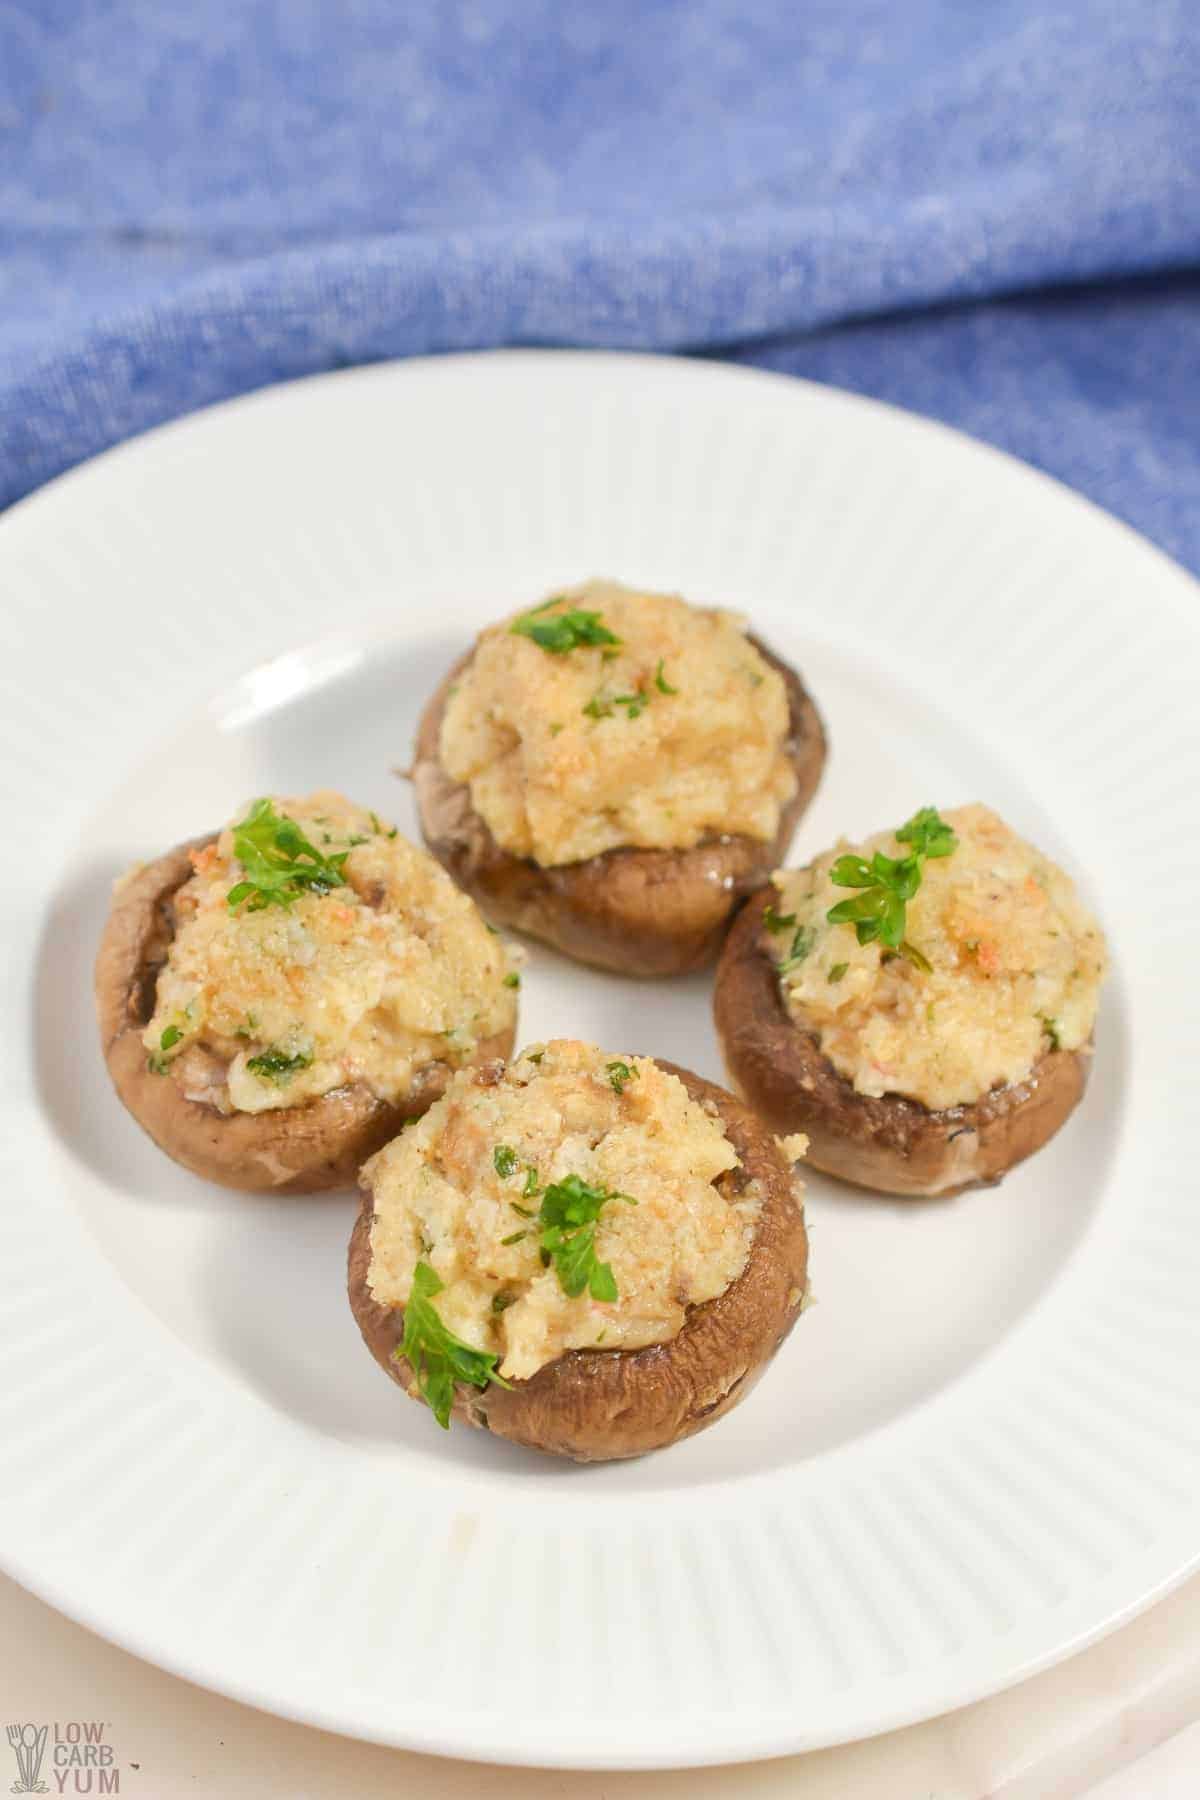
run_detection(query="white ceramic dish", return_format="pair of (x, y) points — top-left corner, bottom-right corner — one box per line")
(3, 351), (1198, 1769)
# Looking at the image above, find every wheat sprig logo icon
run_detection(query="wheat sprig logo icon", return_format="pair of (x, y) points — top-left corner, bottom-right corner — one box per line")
(5, 1724), (48, 1794)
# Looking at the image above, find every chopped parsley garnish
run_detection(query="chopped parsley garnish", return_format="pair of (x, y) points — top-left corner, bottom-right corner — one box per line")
(535, 1173), (636, 1303)
(826, 805), (957, 966)
(763, 904), (797, 934)
(245, 1046), (313, 1085)
(1040, 1014), (1062, 1050)
(503, 971), (521, 989)
(583, 686), (651, 721)
(368, 810), (399, 839)
(511, 604), (620, 655)
(492, 1292), (515, 1314)
(828, 962), (848, 983)
(148, 1021), (185, 1073)
(654, 659), (677, 695)
(226, 798), (349, 913)
(606, 1059), (636, 1094)
(896, 805), (958, 860)
(396, 1260), (510, 1429)
(500, 1229), (527, 1246)
(493, 1144), (518, 1178)
(778, 924), (816, 974)
(521, 1166), (541, 1198)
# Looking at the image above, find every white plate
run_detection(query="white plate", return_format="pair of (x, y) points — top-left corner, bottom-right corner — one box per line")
(3, 351), (1198, 1770)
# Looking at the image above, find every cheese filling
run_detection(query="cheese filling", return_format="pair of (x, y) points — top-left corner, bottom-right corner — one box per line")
(770, 804), (1107, 1110)
(438, 580), (798, 867)
(143, 791), (517, 1114)
(363, 1040), (761, 1381)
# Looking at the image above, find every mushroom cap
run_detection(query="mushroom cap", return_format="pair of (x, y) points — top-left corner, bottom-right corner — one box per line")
(714, 888), (1091, 1198)
(348, 1061), (809, 1460)
(95, 836), (516, 1194)
(412, 636), (827, 977)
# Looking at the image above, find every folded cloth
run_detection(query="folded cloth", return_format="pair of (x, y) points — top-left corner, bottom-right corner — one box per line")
(1, 1), (1197, 568)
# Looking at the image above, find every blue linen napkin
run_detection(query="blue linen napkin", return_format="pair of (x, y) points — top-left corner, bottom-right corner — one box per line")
(2, 1), (1197, 570)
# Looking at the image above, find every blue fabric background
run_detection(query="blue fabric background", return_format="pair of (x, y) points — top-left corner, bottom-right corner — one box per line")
(2, 1), (1197, 569)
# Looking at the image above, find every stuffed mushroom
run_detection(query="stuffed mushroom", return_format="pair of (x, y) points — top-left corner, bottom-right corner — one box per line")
(96, 790), (519, 1192)
(348, 1040), (809, 1460)
(413, 580), (827, 976)
(714, 804), (1107, 1197)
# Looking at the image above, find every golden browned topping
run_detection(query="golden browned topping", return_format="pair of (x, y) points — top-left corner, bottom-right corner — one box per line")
(143, 791), (517, 1114)
(770, 804), (1107, 1109)
(438, 580), (797, 866)
(363, 1040), (762, 1381)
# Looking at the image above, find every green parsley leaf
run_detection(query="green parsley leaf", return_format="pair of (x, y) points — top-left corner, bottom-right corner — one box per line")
(763, 904), (797, 934)
(535, 1174), (635, 1302)
(500, 1229), (527, 1246)
(828, 962), (848, 983)
(511, 606), (621, 655)
(522, 1166), (541, 1198)
(1040, 1014), (1062, 1050)
(541, 1222), (613, 1300)
(493, 1144), (518, 1178)
(898, 940), (932, 973)
(160, 1024), (183, 1051)
(654, 659), (678, 695)
(503, 971), (521, 989)
(397, 1261), (510, 1429)
(583, 686), (651, 721)
(492, 1292), (515, 1315)
(778, 924), (817, 974)
(245, 1046), (313, 1085)
(226, 798), (349, 913)
(896, 805), (958, 860)
(606, 1059), (636, 1094)
(826, 807), (957, 960)
(537, 1172), (616, 1231)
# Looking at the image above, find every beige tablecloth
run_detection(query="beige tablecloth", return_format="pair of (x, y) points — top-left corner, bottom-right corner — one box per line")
(3, 1568), (1199, 1797)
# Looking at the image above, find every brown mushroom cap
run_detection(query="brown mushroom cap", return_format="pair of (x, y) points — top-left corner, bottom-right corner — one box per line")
(412, 636), (826, 977)
(94, 837), (516, 1194)
(714, 888), (1091, 1199)
(347, 1062), (809, 1461)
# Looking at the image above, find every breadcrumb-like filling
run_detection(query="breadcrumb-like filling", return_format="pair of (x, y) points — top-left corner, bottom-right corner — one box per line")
(770, 804), (1107, 1110)
(143, 791), (516, 1114)
(439, 580), (798, 867)
(364, 1040), (762, 1381)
